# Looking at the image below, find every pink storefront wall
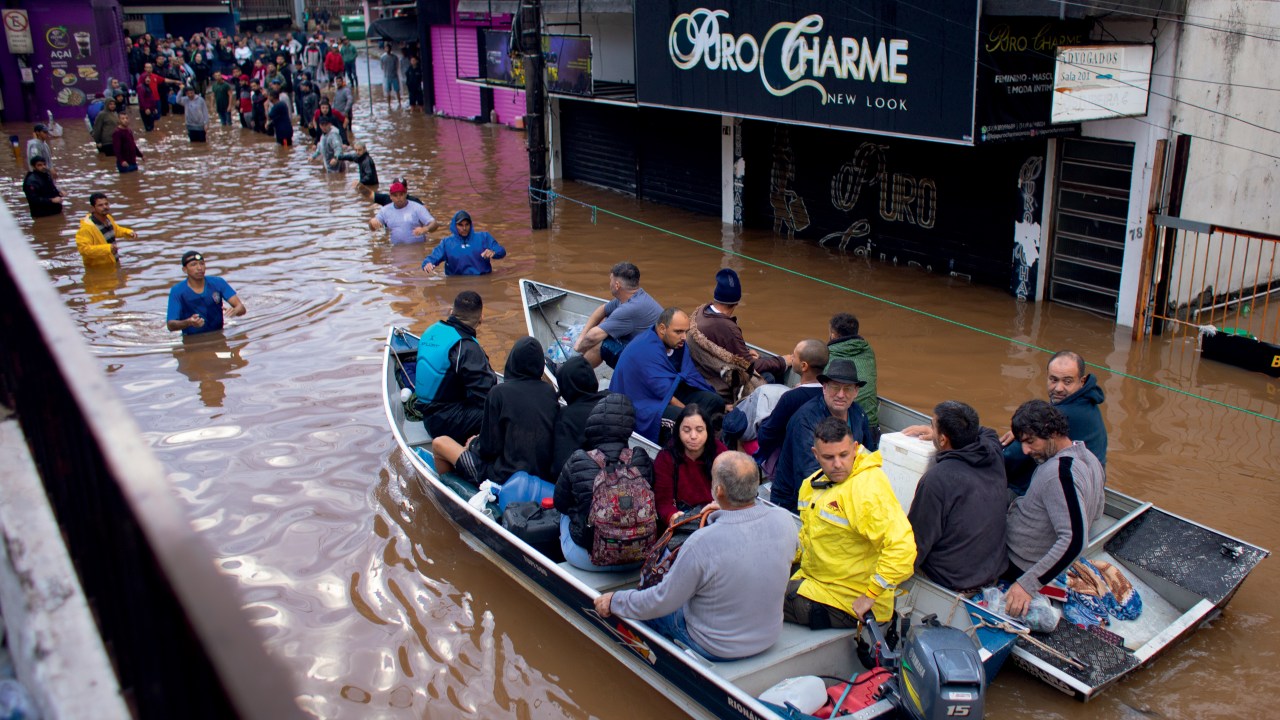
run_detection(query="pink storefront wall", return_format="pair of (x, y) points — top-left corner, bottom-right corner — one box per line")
(431, 25), (481, 120)
(493, 87), (526, 126)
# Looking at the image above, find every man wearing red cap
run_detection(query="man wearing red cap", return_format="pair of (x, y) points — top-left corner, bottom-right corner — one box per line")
(369, 181), (438, 245)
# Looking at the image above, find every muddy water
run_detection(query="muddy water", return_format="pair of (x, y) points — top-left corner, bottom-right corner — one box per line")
(4, 96), (1277, 719)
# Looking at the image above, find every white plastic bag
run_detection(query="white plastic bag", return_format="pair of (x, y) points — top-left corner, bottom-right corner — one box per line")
(982, 586), (1062, 633)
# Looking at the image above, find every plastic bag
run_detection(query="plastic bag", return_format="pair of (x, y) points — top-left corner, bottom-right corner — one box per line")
(545, 322), (584, 364)
(981, 585), (1061, 633)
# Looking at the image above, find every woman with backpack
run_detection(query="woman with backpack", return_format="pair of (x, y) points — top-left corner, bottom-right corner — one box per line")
(653, 404), (727, 530)
(554, 394), (656, 571)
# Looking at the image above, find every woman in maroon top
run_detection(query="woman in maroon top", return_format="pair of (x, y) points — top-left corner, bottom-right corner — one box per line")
(652, 403), (727, 528)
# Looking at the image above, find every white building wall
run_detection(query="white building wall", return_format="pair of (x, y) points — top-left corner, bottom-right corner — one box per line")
(1075, 19), (1180, 326)
(542, 12), (634, 83)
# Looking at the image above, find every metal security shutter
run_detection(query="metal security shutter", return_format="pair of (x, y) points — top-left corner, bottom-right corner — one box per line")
(561, 101), (638, 194)
(638, 108), (720, 216)
(1049, 138), (1135, 315)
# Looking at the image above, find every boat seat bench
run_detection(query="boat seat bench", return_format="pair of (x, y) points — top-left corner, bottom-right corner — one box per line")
(557, 563), (643, 593)
(712, 623), (860, 692)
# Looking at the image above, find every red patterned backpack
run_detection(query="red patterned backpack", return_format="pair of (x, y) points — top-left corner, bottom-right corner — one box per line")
(587, 448), (657, 566)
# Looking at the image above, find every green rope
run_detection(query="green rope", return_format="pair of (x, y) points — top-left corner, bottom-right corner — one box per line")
(530, 187), (1278, 423)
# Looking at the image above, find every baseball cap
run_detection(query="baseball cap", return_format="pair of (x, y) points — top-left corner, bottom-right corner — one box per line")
(389, 181), (407, 193)
(181, 251), (204, 267)
(33, 123), (47, 133)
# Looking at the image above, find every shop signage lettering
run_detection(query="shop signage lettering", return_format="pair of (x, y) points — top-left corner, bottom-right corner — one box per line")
(635, 0), (980, 144)
(668, 9), (908, 103)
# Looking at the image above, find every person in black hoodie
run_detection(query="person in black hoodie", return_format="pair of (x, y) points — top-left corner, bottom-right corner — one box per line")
(22, 157), (65, 218)
(432, 336), (559, 484)
(415, 291), (496, 442)
(554, 393), (654, 570)
(550, 356), (609, 480)
(905, 401), (1009, 592)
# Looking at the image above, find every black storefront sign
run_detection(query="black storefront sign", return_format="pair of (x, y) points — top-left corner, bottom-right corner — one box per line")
(742, 121), (1048, 289)
(976, 17), (1090, 143)
(634, 0), (980, 144)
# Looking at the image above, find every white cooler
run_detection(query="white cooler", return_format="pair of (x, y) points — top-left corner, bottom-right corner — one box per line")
(877, 431), (937, 514)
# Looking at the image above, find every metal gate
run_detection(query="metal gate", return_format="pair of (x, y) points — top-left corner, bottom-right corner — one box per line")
(1144, 216), (1280, 344)
(1048, 138), (1135, 315)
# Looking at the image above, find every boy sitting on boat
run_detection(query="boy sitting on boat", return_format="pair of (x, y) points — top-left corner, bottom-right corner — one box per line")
(414, 291), (497, 443)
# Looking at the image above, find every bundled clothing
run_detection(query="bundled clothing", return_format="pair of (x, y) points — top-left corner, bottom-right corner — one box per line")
(771, 395), (876, 512)
(1004, 375), (1108, 491)
(554, 394), (653, 551)
(22, 169), (63, 218)
(550, 356), (609, 480)
(421, 211), (507, 275)
(609, 502), (799, 660)
(414, 315), (497, 442)
(907, 428), (1009, 591)
(686, 303), (788, 402)
(791, 447), (916, 623)
(610, 328), (717, 443)
(1006, 442), (1106, 595)
(828, 334), (880, 428)
(75, 212), (132, 266)
(468, 337), (559, 484)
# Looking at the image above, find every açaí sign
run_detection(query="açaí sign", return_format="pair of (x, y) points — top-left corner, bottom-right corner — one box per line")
(635, 1), (981, 144)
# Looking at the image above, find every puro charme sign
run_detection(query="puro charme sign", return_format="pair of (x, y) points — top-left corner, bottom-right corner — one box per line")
(636, 1), (980, 143)
(668, 9), (909, 102)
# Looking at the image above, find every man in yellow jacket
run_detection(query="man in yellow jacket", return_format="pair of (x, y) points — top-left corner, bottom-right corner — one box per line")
(75, 192), (136, 267)
(785, 416), (916, 627)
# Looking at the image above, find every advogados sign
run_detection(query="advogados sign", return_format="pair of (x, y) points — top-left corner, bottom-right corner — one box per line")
(635, 1), (981, 144)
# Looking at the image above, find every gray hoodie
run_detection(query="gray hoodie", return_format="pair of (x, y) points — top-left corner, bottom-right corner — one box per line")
(178, 93), (209, 130)
(332, 85), (353, 116)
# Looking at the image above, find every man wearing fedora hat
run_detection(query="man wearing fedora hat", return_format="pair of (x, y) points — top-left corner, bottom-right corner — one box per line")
(166, 251), (246, 335)
(770, 358), (876, 512)
(686, 268), (789, 403)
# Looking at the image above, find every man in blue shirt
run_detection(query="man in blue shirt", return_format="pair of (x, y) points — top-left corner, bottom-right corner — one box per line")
(574, 261), (663, 368)
(421, 210), (507, 276)
(166, 251), (246, 335)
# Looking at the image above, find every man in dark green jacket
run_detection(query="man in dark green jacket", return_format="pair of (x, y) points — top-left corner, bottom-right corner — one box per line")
(827, 312), (879, 428)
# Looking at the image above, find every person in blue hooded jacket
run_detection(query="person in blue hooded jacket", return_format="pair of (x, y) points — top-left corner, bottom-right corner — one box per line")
(421, 210), (507, 276)
(1001, 350), (1107, 493)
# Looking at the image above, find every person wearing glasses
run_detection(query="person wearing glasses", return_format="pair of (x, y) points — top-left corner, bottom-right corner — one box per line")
(770, 358), (876, 512)
(784, 416), (915, 630)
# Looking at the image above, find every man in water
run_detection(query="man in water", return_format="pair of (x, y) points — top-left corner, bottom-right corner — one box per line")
(166, 250), (246, 335)
(369, 181), (438, 245)
(75, 192), (136, 266)
(574, 262), (663, 369)
(26, 124), (56, 178)
(311, 116), (344, 172)
(22, 157), (65, 219)
(421, 211), (506, 275)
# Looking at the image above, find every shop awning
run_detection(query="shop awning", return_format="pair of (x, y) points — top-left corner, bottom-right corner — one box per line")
(367, 16), (419, 43)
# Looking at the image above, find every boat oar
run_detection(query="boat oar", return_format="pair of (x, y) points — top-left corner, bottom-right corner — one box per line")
(974, 618), (1089, 672)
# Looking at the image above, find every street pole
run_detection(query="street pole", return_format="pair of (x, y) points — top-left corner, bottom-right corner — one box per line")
(521, 0), (549, 229)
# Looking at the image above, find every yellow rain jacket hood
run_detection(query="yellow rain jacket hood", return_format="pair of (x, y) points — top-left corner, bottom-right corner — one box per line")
(75, 213), (133, 267)
(793, 447), (916, 622)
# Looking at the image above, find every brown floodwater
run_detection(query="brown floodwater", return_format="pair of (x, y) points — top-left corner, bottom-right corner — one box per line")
(3, 95), (1277, 720)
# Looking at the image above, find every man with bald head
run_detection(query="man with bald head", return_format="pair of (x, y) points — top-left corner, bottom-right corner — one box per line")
(595, 451), (798, 661)
(1002, 350), (1107, 493)
(611, 307), (725, 443)
(753, 338), (828, 471)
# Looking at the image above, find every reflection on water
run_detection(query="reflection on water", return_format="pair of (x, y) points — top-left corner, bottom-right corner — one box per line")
(3, 91), (1277, 719)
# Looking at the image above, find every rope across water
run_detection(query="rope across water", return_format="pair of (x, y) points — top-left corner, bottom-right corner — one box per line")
(528, 187), (1279, 423)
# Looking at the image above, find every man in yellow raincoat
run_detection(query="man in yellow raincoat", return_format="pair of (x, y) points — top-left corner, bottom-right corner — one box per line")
(75, 193), (136, 267)
(785, 416), (916, 627)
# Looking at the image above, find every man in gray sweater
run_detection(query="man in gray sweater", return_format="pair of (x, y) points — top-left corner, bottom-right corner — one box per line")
(595, 452), (798, 661)
(1003, 400), (1105, 617)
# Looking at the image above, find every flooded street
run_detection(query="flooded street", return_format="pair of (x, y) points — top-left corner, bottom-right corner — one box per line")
(3, 90), (1277, 719)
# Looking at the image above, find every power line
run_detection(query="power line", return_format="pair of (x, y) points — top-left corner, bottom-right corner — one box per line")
(1051, 0), (1280, 42)
(1065, 0), (1280, 34)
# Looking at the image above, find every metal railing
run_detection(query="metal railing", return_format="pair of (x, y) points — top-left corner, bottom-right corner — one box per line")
(0, 209), (304, 719)
(1145, 215), (1280, 343)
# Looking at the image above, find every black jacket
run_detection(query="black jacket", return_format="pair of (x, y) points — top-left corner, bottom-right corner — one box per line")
(475, 337), (559, 484)
(22, 171), (63, 218)
(554, 393), (652, 548)
(338, 150), (379, 186)
(550, 356), (608, 480)
(907, 427), (1009, 590)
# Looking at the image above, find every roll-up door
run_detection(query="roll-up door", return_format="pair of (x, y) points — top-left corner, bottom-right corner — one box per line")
(561, 101), (638, 195)
(637, 108), (720, 216)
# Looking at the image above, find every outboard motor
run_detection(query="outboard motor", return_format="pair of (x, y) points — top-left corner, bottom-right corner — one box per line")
(867, 614), (986, 720)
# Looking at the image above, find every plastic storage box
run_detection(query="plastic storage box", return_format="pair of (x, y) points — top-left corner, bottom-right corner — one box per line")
(878, 431), (937, 514)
